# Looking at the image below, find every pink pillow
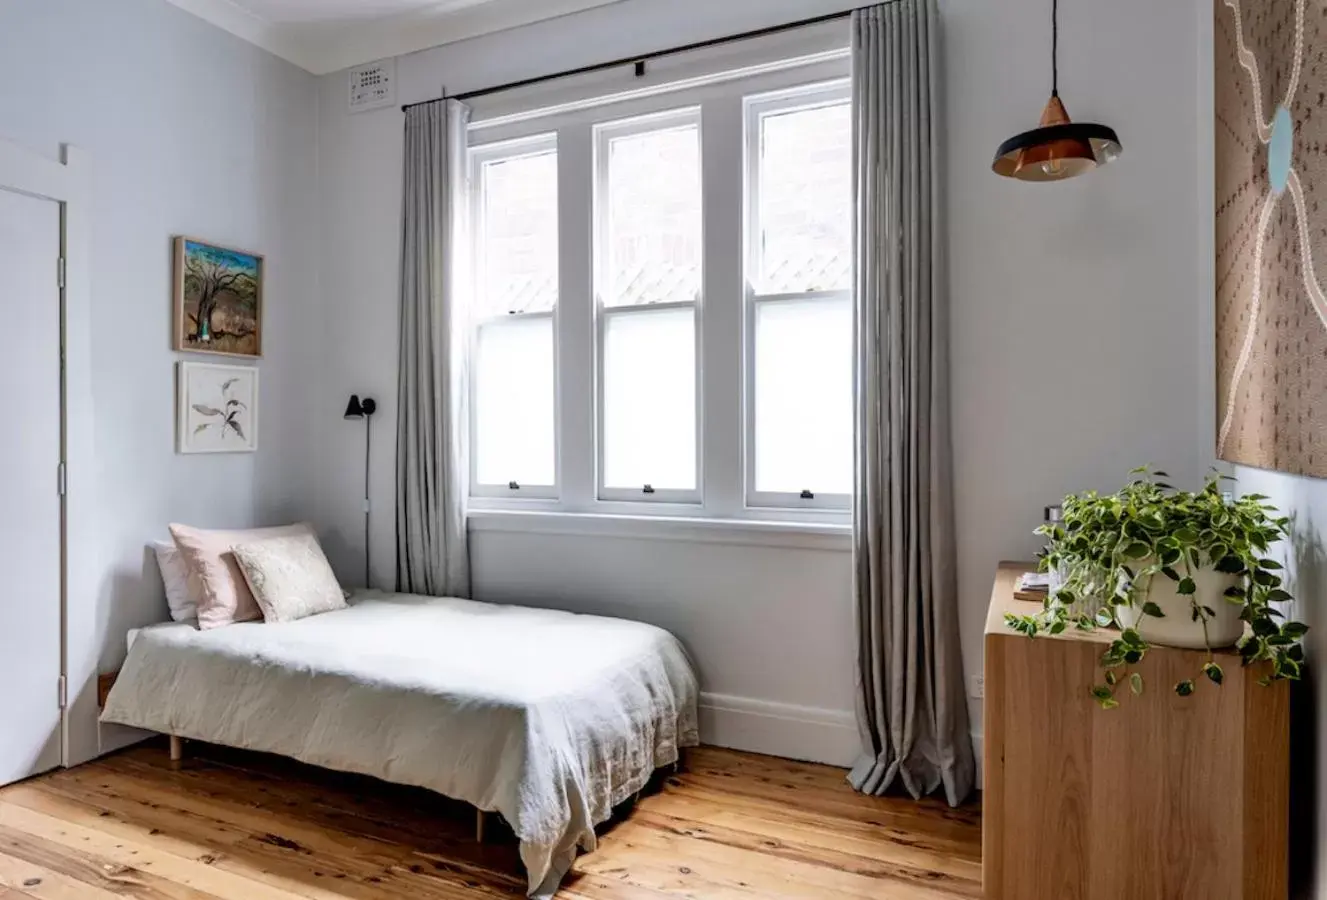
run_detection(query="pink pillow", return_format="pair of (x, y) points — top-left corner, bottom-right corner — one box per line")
(168, 522), (316, 630)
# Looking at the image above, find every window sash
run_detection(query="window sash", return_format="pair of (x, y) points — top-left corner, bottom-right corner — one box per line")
(743, 291), (852, 510)
(595, 302), (702, 504)
(743, 81), (853, 511)
(593, 109), (704, 504)
(469, 133), (561, 499)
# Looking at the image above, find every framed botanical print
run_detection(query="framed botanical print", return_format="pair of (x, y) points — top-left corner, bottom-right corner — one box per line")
(173, 237), (263, 358)
(177, 362), (258, 454)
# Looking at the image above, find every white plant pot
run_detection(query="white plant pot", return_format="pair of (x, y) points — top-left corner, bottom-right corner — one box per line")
(1117, 566), (1245, 649)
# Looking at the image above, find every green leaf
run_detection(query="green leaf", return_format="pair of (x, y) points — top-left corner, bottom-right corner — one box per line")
(1203, 662), (1224, 685)
(1104, 670), (1118, 686)
(1282, 622), (1310, 640)
(1253, 569), (1281, 587)
(1215, 555), (1245, 574)
(1142, 601), (1166, 618)
(1129, 672), (1144, 696)
(1267, 588), (1293, 603)
(1121, 628), (1145, 648)
(1099, 696), (1120, 710)
(1090, 684), (1114, 702)
(1177, 577), (1196, 596)
(1252, 616), (1280, 637)
(1123, 542), (1151, 560)
(1259, 558), (1283, 570)
(1175, 680), (1195, 697)
(1224, 585), (1247, 599)
(1174, 527), (1199, 544)
(1161, 566), (1181, 581)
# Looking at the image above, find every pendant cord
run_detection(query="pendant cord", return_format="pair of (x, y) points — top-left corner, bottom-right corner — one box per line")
(1052, 0), (1059, 96)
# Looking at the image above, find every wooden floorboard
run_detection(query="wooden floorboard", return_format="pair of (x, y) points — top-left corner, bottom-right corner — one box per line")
(0, 741), (981, 899)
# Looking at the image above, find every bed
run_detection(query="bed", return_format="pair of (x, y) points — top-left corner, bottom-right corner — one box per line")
(101, 590), (700, 898)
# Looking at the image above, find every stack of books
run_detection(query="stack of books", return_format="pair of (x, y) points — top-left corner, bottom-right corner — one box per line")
(1015, 571), (1051, 602)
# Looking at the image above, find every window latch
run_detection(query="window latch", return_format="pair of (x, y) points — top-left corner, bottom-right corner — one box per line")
(508, 481), (521, 491)
(643, 484), (656, 495)
(800, 490), (815, 500)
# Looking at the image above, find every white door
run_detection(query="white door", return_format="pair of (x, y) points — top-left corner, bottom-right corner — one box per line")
(0, 186), (62, 785)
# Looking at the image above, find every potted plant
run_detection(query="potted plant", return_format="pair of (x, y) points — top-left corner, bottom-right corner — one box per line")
(1005, 468), (1308, 708)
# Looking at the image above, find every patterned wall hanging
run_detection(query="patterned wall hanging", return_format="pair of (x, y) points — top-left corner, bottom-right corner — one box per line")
(1216, 0), (1327, 476)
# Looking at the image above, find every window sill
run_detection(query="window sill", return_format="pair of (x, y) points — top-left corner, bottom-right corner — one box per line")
(466, 509), (852, 552)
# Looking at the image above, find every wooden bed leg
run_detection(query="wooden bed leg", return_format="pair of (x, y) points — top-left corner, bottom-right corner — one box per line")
(475, 809), (485, 844)
(169, 735), (184, 769)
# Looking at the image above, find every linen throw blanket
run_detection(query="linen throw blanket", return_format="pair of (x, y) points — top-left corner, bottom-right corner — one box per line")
(102, 593), (700, 897)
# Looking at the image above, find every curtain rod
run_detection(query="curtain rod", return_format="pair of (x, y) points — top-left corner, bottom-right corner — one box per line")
(400, 8), (854, 112)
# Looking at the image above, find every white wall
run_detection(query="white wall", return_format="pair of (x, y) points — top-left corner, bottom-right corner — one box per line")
(310, 0), (1215, 766)
(0, 0), (320, 763)
(945, 0), (1209, 728)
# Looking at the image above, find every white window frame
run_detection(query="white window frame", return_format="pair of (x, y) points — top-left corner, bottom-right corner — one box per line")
(463, 50), (853, 527)
(742, 81), (853, 512)
(468, 132), (561, 501)
(593, 107), (704, 505)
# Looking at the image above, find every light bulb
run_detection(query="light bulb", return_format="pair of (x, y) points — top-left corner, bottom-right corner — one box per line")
(1042, 158), (1064, 177)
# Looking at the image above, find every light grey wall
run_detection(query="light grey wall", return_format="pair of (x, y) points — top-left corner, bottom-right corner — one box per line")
(945, 0), (1209, 726)
(0, 0), (320, 761)
(310, 0), (1213, 763)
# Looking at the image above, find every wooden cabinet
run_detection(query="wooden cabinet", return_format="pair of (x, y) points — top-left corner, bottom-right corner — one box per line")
(983, 563), (1288, 900)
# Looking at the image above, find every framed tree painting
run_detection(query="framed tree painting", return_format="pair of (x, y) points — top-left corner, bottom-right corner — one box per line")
(173, 237), (263, 358)
(177, 361), (259, 454)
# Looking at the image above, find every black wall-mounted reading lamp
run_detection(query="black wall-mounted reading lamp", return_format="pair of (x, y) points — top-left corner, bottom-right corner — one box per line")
(344, 394), (377, 589)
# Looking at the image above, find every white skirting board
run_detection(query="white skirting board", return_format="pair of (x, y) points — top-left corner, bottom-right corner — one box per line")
(699, 692), (984, 789)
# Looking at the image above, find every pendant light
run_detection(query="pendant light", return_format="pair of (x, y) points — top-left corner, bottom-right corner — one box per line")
(992, 0), (1121, 181)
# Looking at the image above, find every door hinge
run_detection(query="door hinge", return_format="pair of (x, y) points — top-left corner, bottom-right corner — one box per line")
(57, 461), (67, 497)
(57, 256), (66, 289)
(58, 674), (67, 710)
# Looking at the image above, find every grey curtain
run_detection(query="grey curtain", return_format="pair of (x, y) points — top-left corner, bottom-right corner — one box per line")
(396, 99), (471, 598)
(849, 0), (974, 806)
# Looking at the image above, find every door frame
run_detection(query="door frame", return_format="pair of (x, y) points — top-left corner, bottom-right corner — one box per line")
(0, 138), (93, 769)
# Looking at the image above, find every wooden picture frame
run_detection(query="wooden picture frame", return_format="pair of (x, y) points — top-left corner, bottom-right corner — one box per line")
(177, 361), (259, 454)
(173, 236), (263, 358)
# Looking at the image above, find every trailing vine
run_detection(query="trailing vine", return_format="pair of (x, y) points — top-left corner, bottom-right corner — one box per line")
(1005, 468), (1307, 708)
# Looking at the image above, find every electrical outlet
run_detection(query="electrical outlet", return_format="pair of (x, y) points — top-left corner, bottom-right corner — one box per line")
(970, 674), (985, 699)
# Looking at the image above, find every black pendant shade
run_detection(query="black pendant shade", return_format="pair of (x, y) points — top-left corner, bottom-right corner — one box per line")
(992, 0), (1121, 182)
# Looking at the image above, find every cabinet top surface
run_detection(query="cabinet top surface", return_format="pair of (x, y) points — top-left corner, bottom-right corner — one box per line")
(985, 561), (1118, 644)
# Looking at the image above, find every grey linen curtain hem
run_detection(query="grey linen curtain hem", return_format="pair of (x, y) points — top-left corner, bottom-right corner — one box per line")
(849, 0), (976, 807)
(396, 99), (472, 599)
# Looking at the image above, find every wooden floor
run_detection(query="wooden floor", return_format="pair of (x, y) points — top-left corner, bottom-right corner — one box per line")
(0, 740), (981, 899)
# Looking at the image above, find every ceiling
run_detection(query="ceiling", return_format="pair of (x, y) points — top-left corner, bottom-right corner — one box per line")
(165, 0), (628, 74)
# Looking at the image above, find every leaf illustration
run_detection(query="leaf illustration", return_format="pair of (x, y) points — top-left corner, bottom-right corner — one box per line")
(221, 378), (239, 394)
(192, 404), (222, 417)
(226, 399), (248, 411)
(226, 419), (246, 440)
(193, 423), (208, 435)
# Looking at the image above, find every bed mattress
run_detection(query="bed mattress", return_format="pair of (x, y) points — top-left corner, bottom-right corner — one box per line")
(101, 591), (700, 897)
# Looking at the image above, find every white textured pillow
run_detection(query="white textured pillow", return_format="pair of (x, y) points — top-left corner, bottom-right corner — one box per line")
(152, 540), (200, 622)
(231, 532), (346, 624)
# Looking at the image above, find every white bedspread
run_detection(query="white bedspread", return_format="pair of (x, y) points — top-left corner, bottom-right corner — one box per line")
(101, 592), (700, 897)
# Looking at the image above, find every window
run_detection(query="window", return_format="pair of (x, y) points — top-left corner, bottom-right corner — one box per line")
(470, 135), (559, 496)
(466, 53), (851, 522)
(595, 111), (702, 500)
(746, 86), (853, 508)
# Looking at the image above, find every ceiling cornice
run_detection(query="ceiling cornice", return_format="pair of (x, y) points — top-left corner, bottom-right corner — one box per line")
(163, 0), (321, 71)
(163, 0), (629, 75)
